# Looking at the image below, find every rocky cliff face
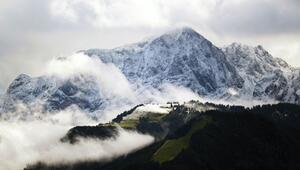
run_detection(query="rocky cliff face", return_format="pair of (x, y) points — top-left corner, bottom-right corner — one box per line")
(0, 74), (104, 113)
(222, 43), (300, 103)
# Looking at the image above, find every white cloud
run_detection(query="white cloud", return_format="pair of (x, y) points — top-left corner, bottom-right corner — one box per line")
(45, 53), (136, 99)
(138, 83), (203, 104)
(50, 0), (78, 23)
(47, 0), (300, 34)
(50, 0), (170, 28)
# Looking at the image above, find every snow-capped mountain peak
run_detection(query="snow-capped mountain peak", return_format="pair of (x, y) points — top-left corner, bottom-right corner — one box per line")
(84, 27), (244, 96)
(1, 27), (300, 115)
(159, 27), (206, 41)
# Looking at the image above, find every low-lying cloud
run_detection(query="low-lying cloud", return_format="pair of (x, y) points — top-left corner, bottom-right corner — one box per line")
(0, 108), (154, 170)
(45, 53), (137, 100)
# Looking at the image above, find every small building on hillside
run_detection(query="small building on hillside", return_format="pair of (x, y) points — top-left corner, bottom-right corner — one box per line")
(167, 101), (180, 108)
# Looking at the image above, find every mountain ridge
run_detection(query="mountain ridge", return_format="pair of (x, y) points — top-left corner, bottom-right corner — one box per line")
(1, 27), (300, 114)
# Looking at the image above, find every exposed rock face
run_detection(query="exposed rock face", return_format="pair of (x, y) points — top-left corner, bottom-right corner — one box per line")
(222, 43), (300, 103)
(1, 74), (104, 113)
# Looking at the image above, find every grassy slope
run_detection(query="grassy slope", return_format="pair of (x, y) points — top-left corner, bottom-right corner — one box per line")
(152, 116), (212, 163)
(118, 113), (166, 130)
(118, 119), (139, 129)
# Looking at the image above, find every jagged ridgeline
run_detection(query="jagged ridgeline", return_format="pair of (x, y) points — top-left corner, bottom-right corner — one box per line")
(26, 101), (300, 170)
(2, 27), (300, 114)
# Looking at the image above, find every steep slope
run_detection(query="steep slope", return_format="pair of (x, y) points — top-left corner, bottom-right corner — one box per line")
(84, 27), (244, 97)
(222, 43), (300, 103)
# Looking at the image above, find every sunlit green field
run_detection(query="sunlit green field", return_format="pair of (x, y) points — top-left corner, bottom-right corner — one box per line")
(153, 116), (213, 164)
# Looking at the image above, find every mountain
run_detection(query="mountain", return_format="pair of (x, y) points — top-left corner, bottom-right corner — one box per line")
(84, 27), (244, 97)
(0, 74), (105, 114)
(25, 102), (300, 170)
(83, 27), (300, 103)
(1, 27), (300, 114)
(222, 43), (300, 103)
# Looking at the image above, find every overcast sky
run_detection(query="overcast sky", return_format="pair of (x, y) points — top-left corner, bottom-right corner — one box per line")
(0, 0), (300, 92)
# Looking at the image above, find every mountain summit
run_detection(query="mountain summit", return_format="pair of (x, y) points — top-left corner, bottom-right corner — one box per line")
(156, 27), (206, 41)
(85, 27), (244, 96)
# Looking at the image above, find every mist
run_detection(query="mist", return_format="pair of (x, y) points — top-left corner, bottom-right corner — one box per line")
(0, 107), (154, 170)
(45, 53), (137, 101)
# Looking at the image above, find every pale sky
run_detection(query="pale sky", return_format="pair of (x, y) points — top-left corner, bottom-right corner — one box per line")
(0, 0), (300, 92)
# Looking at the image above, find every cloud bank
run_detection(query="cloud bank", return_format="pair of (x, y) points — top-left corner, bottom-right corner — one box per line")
(0, 108), (154, 170)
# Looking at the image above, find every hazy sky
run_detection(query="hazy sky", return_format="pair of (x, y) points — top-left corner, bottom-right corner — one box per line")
(0, 0), (300, 92)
